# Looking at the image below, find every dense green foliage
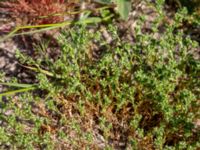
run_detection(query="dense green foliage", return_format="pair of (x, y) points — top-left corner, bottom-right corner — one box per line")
(0, 1), (199, 149)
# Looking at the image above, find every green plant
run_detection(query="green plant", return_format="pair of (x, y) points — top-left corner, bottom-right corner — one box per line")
(95, 0), (132, 20)
(166, 0), (200, 25)
(0, 2), (199, 149)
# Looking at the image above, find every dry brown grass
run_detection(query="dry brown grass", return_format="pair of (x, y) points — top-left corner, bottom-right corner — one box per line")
(0, 0), (78, 25)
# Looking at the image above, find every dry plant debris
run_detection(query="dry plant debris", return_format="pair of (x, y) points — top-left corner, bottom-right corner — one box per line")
(0, 0), (78, 25)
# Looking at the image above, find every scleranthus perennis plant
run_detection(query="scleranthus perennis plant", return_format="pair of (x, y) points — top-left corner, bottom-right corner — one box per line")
(0, 0), (76, 25)
(0, 1), (199, 149)
(12, 19), (199, 149)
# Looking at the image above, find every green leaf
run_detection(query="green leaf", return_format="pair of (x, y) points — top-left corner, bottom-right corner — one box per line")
(116, 0), (131, 20)
(94, 0), (112, 4)
(0, 87), (36, 97)
(0, 82), (35, 88)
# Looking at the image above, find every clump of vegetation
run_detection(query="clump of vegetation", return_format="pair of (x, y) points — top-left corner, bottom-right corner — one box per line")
(0, 1), (199, 149)
(166, 0), (200, 23)
(0, 4), (199, 148)
(176, 0), (200, 13)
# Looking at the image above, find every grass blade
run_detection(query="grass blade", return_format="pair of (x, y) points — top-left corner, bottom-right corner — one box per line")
(0, 87), (36, 97)
(0, 82), (36, 88)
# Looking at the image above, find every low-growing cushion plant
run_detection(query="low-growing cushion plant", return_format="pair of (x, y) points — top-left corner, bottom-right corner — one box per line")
(0, 4), (200, 150)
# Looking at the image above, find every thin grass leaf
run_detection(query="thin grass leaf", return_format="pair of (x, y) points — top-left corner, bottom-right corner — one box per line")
(0, 16), (107, 42)
(0, 82), (36, 88)
(94, 0), (112, 4)
(0, 21), (72, 42)
(20, 64), (55, 77)
(0, 87), (36, 97)
(78, 17), (102, 24)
